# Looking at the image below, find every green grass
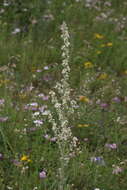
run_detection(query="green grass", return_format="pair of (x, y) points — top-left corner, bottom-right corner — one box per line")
(1, 0), (127, 189)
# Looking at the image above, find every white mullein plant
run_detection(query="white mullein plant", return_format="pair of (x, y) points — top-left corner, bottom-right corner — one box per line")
(48, 22), (79, 190)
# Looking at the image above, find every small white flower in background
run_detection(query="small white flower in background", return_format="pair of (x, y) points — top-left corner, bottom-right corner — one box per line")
(6, 186), (13, 190)
(3, 1), (10, 6)
(41, 110), (50, 115)
(32, 74), (36, 78)
(43, 13), (54, 21)
(12, 28), (21, 34)
(32, 112), (40, 118)
(50, 137), (57, 142)
(38, 93), (44, 97)
(94, 188), (100, 190)
(23, 8), (28, 12)
(33, 187), (38, 190)
(44, 66), (49, 70)
(21, 166), (29, 174)
(0, 9), (5, 13)
(31, 19), (38, 25)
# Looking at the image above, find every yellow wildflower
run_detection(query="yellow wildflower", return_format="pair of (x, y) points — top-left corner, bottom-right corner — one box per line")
(123, 70), (127, 75)
(21, 155), (29, 161)
(79, 96), (90, 103)
(84, 61), (93, 69)
(96, 50), (101, 54)
(94, 33), (104, 39)
(101, 42), (113, 47)
(20, 155), (32, 162)
(78, 124), (90, 127)
(106, 42), (113, 47)
(27, 159), (32, 162)
(98, 73), (108, 80)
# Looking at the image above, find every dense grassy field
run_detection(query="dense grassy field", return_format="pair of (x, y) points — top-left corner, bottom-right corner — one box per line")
(1, 0), (127, 189)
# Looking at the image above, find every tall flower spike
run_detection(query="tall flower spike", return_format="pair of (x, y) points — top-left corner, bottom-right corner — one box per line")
(47, 21), (79, 190)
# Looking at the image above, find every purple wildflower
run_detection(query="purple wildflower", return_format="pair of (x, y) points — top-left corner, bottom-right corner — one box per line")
(29, 103), (38, 107)
(112, 166), (123, 174)
(44, 134), (50, 140)
(42, 95), (49, 101)
(24, 102), (38, 111)
(100, 103), (108, 109)
(39, 170), (46, 179)
(112, 97), (121, 103)
(0, 117), (8, 122)
(36, 69), (42, 73)
(105, 143), (117, 149)
(38, 93), (49, 100)
(12, 159), (21, 166)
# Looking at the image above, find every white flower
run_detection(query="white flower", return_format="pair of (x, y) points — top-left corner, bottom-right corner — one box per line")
(41, 110), (50, 115)
(33, 187), (38, 190)
(54, 103), (61, 108)
(32, 112), (40, 118)
(12, 28), (21, 34)
(44, 66), (49, 70)
(0, 9), (5, 13)
(3, 1), (10, 6)
(38, 93), (44, 97)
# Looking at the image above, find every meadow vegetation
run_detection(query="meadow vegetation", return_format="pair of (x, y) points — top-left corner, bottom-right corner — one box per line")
(0, 0), (127, 189)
